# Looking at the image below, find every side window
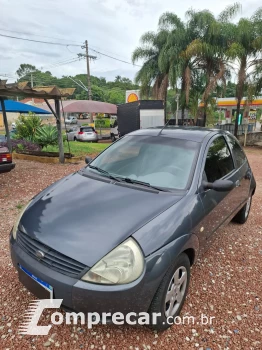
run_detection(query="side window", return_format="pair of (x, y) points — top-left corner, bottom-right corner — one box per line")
(204, 136), (234, 183)
(226, 134), (247, 168)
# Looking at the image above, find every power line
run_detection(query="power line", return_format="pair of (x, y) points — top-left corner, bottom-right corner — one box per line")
(89, 47), (141, 67)
(0, 32), (141, 68)
(0, 27), (133, 61)
(0, 33), (81, 47)
(0, 28), (82, 44)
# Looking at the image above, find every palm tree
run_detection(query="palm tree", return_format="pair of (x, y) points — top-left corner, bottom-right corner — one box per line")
(132, 30), (170, 100)
(227, 8), (262, 136)
(183, 4), (241, 125)
(158, 12), (197, 119)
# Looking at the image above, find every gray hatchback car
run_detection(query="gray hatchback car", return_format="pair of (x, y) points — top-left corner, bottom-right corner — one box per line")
(10, 127), (255, 330)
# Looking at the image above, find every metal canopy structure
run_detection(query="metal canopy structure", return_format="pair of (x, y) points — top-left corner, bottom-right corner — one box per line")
(0, 80), (75, 163)
(60, 100), (117, 114)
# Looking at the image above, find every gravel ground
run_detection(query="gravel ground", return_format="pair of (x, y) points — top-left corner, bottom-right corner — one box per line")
(0, 148), (261, 350)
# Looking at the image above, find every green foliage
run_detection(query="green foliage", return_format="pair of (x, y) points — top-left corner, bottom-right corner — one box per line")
(16, 143), (25, 151)
(17, 63), (138, 104)
(35, 125), (58, 149)
(45, 141), (109, 157)
(15, 113), (42, 141)
(95, 119), (111, 128)
(16, 64), (38, 78)
(106, 88), (125, 104)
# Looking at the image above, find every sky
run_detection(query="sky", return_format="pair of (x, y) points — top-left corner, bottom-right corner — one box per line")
(0, 0), (261, 84)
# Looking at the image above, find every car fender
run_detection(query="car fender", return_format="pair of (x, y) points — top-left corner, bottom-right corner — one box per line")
(142, 233), (199, 307)
(146, 233), (199, 277)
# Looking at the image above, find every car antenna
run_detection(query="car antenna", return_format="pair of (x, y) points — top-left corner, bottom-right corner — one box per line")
(158, 108), (176, 136)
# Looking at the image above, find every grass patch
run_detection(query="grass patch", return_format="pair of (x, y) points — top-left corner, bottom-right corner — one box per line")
(45, 141), (110, 157)
(16, 203), (24, 210)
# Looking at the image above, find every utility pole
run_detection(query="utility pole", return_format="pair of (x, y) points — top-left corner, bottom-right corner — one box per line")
(31, 73), (34, 104)
(78, 41), (97, 122)
(85, 40), (92, 101)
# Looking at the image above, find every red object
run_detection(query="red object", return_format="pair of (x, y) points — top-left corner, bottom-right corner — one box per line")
(78, 131), (84, 135)
(0, 152), (12, 163)
(225, 111), (230, 118)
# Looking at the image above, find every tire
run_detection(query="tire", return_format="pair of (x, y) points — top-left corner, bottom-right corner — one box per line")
(74, 137), (77, 141)
(111, 134), (116, 142)
(232, 194), (252, 224)
(148, 253), (191, 331)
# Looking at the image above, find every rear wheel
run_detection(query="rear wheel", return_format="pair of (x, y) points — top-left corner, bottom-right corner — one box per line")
(111, 134), (116, 142)
(148, 253), (190, 331)
(74, 137), (77, 141)
(233, 194), (252, 224)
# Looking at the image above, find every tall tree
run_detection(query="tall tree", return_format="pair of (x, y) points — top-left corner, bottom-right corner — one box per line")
(183, 3), (241, 125)
(227, 7), (262, 136)
(132, 30), (170, 100)
(16, 64), (39, 78)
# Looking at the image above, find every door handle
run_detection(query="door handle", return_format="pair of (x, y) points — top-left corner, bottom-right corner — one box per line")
(235, 180), (240, 187)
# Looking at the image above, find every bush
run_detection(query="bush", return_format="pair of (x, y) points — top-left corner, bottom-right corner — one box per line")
(15, 113), (42, 141)
(35, 124), (58, 149)
(0, 139), (41, 152)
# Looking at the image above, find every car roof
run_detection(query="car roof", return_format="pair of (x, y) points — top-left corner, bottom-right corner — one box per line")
(128, 126), (228, 143)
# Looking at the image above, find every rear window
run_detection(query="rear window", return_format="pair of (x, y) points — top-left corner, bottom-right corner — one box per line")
(80, 127), (94, 132)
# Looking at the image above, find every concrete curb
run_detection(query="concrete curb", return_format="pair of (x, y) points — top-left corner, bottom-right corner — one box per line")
(13, 153), (84, 164)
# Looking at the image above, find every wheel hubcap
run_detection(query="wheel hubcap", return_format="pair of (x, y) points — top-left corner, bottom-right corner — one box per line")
(165, 266), (187, 318)
(245, 196), (251, 218)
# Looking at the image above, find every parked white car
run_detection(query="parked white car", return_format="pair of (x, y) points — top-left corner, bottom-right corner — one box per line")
(65, 116), (78, 124)
(76, 126), (98, 142)
(66, 127), (79, 141)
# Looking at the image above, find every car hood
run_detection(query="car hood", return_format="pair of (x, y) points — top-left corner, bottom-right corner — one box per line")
(19, 172), (183, 266)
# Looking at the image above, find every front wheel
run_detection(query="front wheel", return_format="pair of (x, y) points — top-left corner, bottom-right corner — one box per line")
(233, 195), (252, 224)
(148, 253), (190, 331)
(111, 134), (116, 142)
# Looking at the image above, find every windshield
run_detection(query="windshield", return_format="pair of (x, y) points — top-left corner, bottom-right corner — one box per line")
(84, 135), (199, 190)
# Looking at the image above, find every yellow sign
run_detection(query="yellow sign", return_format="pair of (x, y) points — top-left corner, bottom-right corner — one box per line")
(126, 90), (140, 103)
(127, 93), (139, 103)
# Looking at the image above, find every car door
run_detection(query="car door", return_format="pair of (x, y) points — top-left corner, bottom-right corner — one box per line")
(225, 133), (251, 207)
(198, 135), (240, 244)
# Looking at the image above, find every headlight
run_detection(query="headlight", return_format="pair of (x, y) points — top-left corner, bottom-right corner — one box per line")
(12, 200), (32, 240)
(81, 238), (144, 285)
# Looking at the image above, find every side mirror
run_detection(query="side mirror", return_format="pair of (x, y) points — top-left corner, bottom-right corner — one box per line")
(203, 179), (235, 192)
(85, 156), (92, 165)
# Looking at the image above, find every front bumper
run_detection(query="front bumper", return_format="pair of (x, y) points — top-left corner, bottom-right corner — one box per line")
(0, 162), (15, 173)
(10, 235), (169, 315)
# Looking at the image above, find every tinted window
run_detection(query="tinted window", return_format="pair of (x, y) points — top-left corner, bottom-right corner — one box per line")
(81, 127), (93, 132)
(205, 136), (234, 182)
(226, 134), (247, 168)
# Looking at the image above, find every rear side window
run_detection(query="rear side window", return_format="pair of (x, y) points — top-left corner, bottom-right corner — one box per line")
(226, 134), (247, 169)
(204, 136), (234, 182)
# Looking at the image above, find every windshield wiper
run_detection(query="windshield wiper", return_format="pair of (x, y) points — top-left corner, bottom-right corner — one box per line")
(88, 165), (120, 182)
(121, 177), (168, 192)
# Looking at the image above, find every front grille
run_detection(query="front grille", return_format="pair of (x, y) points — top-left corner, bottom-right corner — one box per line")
(17, 230), (87, 278)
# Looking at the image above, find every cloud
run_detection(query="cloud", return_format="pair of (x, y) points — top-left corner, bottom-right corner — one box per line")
(0, 0), (261, 83)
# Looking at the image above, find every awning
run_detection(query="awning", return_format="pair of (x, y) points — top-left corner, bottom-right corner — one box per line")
(0, 100), (51, 114)
(61, 100), (117, 114)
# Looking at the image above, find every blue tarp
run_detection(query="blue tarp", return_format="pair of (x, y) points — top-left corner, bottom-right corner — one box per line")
(0, 100), (51, 114)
